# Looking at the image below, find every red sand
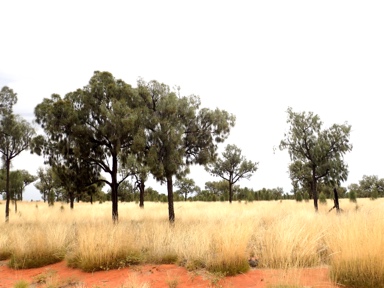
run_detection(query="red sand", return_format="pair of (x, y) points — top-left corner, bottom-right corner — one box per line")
(0, 260), (343, 288)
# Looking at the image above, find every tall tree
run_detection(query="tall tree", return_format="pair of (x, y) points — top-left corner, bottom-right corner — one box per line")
(138, 79), (235, 222)
(35, 71), (145, 222)
(205, 144), (258, 203)
(0, 86), (36, 222)
(279, 107), (353, 210)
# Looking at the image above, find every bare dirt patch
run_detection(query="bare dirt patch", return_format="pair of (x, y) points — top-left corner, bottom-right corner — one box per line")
(0, 260), (344, 288)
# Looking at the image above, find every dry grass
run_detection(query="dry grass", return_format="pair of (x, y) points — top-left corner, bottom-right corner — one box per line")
(1, 198), (383, 285)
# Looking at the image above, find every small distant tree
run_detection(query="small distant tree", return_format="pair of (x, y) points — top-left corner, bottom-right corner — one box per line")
(205, 144), (258, 203)
(35, 167), (57, 205)
(175, 177), (199, 201)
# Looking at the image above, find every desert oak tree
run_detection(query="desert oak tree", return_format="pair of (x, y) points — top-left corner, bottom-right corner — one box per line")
(34, 72), (145, 222)
(279, 107), (352, 210)
(205, 144), (258, 203)
(138, 80), (235, 222)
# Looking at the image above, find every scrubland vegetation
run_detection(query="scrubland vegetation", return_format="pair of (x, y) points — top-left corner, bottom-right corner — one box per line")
(1, 198), (384, 288)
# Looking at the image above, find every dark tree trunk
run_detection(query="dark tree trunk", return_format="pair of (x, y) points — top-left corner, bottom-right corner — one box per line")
(312, 169), (318, 211)
(5, 159), (10, 222)
(139, 180), (145, 208)
(184, 192), (187, 201)
(329, 187), (341, 213)
(111, 155), (119, 223)
(69, 193), (74, 209)
(14, 200), (17, 213)
(90, 194), (93, 205)
(229, 182), (233, 203)
(166, 176), (175, 223)
(333, 188), (340, 211)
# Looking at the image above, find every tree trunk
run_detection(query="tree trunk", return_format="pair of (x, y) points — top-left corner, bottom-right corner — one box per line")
(111, 155), (119, 223)
(90, 193), (93, 205)
(184, 192), (187, 201)
(229, 182), (233, 203)
(69, 193), (74, 209)
(14, 200), (17, 213)
(5, 159), (10, 222)
(333, 187), (340, 212)
(139, 180), (145, 208)
(166, 175), (175, 223)
(312, 169), (318, 211)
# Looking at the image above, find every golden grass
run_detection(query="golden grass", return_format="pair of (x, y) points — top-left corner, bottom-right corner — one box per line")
(1, 198), (383, 285)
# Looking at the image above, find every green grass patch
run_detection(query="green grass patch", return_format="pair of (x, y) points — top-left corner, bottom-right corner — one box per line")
(206, 256), (250, 276)
(8, 251), (64, 269)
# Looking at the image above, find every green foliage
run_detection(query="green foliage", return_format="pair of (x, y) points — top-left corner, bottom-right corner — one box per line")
(175, 177), (199, 201)
(279, 107), (352, 210)
(8, 251), (64, 269)
(295, 192), (303, 202)
(349, 190), (357, 203)
(205, 144), (258, 203)
(319, 192), (327, 204)
(138, 79), (235, 221)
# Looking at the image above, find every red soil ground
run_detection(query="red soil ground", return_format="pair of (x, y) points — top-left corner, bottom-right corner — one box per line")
(0, 260), (343, 288)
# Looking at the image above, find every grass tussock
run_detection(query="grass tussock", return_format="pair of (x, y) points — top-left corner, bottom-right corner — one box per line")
(1, 198), (384, 284)
(66, 221), (142, 272)
(7, 222), (68, 269)
(326, 200), (384, 288)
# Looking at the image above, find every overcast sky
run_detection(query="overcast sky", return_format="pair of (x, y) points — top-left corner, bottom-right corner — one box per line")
(1, 1), (383, 200)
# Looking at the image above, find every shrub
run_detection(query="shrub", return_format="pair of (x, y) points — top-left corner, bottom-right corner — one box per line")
(349, 191), (357, 203)
(319, 192), (327, 205)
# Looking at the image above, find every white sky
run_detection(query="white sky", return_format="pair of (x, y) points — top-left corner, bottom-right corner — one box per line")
(1, 1), (383, 200)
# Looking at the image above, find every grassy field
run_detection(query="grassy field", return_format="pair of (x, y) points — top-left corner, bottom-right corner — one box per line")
(1, 198), (383, 287)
